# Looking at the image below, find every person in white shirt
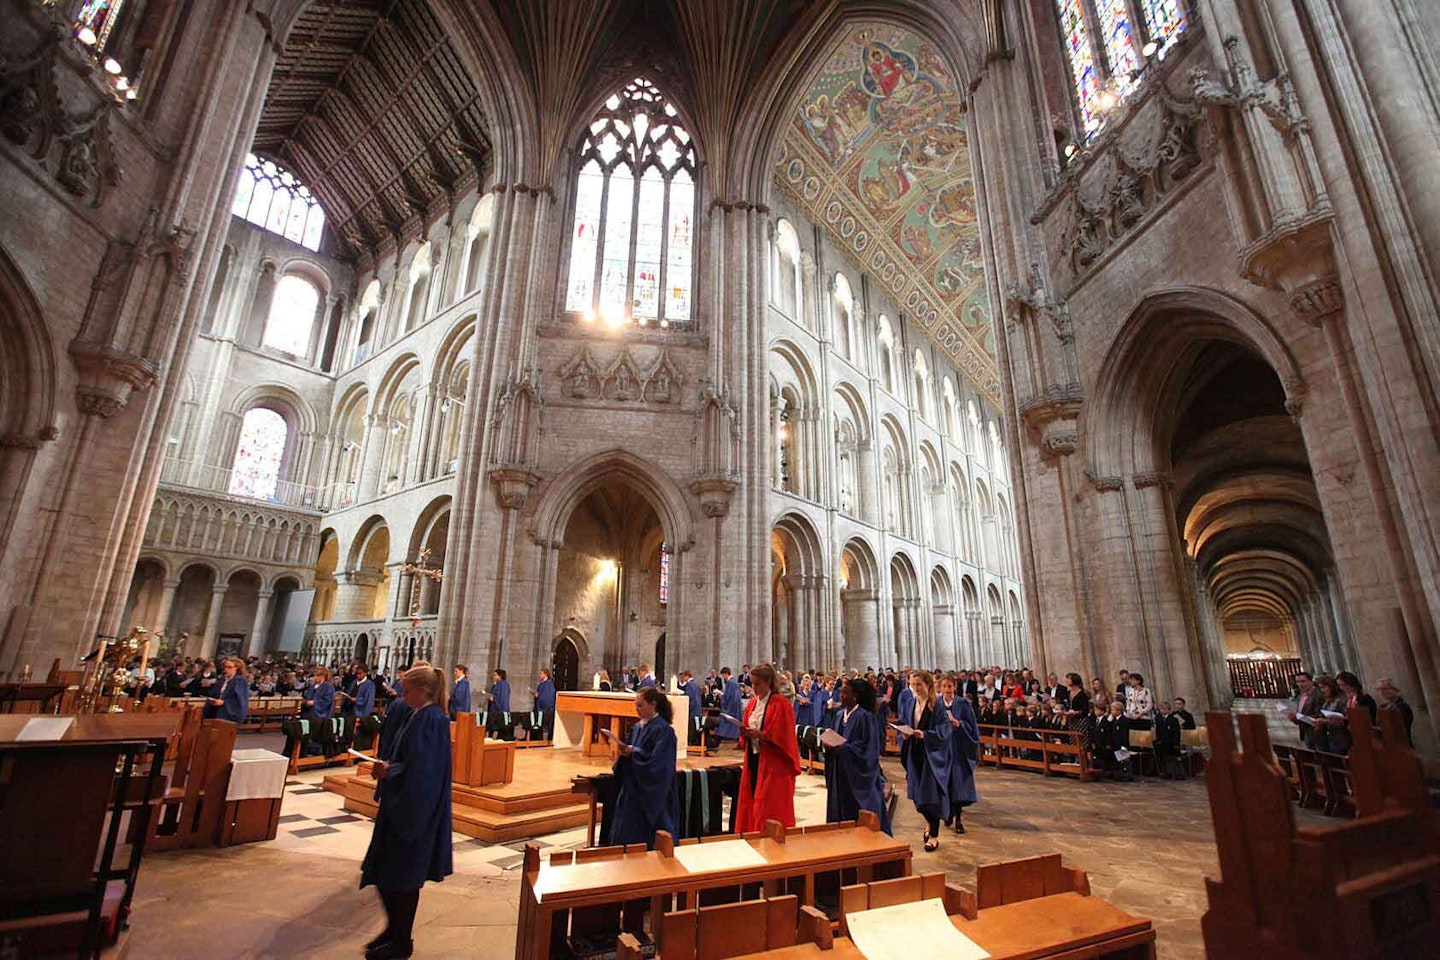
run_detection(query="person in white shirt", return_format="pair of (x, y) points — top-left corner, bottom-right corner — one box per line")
(1124, 674), (1154, 730)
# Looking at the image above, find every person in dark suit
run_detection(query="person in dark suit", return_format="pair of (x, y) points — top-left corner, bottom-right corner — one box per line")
(1336, 671), (1378, 725)
(1172, 697), (1196, 729)
(1098, 701), (1133, 780)
(1376, 678), (1414, 745)
(1153, 701), (1183, 778)
(361, 665), (453, 960)
(207, 657), (250, 724)
(1284, 671), (1326, 749)
(1043, 673), (1069, 706)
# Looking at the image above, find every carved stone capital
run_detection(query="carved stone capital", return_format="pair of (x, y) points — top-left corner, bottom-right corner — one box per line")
(1288, 277), (1343, 325)
(1040, 426), (1080, 458)
(69, 340), (158, 418)
(1238, 201), (1335, 292)
(1084, 466), (1124, 493)
(489, 465), (543, 510)
(1132, 471), (1173, 490)
(690, 474), (739, 519)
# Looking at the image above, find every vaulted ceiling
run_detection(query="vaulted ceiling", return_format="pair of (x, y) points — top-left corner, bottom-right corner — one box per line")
(254, 0), (492, 257)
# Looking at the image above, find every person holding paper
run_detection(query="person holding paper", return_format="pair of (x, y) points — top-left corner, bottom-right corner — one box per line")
(678, 670), (705, 746)
(449, 664), (471, 719)
(1282, 671), (1325, 748)
(898, 671), (952, 851)
(207, 656), (250, 724)
(486, 668), (511, 739)
(1315, 675), (1351, 753)
(735, 664), (802, 832)
(823, 677), (891, 834)
(716, 668), (742, 741)
(938, 675), (978, 834)
(301, 666), (336, 721)
(532, 667), (557, 741)
(360, 664), (453, 960)
(608, 686), (679, 847)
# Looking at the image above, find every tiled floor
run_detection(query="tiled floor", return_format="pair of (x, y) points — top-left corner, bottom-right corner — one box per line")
(126, 752), (1274, 959)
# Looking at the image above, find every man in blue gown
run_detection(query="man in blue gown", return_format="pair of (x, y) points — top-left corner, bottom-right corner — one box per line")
(715, 668), (742, 741)
(679, 670), (705, 746)
(937, 674), (979, 834)
(486, 668), (511, 739)
(636, 663), (657, 689)
(532, 667), (556, 741)
(449, 664), (471, 719)
(608, 687), (679, 847)
(824, 677), (891, 834)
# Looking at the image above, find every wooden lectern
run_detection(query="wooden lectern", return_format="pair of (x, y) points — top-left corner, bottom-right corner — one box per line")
(452, 712), (518, 786)
(1202, 708), (1439, 959)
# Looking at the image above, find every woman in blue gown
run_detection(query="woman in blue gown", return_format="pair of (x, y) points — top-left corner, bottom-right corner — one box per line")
(937, 674), (979, 834)
(360, 664), (453, 960)
(823, 677), (891, 834)
(609, 686), (679, 847)
(898, 670), (951, 852)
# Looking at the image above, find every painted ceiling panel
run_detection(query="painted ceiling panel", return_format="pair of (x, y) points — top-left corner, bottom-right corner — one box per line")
(775, 23), (998, 404)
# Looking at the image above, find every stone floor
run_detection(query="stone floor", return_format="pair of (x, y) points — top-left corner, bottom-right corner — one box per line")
(126, 750), (1312, 959)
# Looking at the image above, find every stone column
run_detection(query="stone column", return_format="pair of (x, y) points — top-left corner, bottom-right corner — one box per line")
(200, 584), (228, 659)
(932, 603), (957, 669)
(841, 588), (880, 668)
(152, 579), (181, 637)
(246, 590), (273, 657)
(357, 415), (386, 500)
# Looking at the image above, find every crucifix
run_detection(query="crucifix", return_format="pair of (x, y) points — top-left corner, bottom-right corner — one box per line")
(399, 547), (444, 628)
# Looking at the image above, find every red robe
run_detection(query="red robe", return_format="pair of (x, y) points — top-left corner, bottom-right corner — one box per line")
(736, 694), (802, 832)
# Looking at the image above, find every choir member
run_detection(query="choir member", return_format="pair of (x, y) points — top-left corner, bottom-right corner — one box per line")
(207, 656), (249, 724)
(353, 665), (376, 719)
(636, 663), (657, 689)
(898, 670), (951, 851)
(715, 668), (742, 741)
(735, 664), (802, 832)
(679, 670), (704, 746)
(823, 677), (891, 834)
(937, 675), (978, 834)
(895, 672), (915, 725)
(378, 661), (427, 761)
(533, 667), (556, 741)
(608, 686), (679, 847)
(301, 667), (335, 721)
(449, 664), (471, 719)
(486, 668), (511, 738)
(596, 669), (613, 691)
(360, 665), (454, 960)
(189, 660), (220, 698)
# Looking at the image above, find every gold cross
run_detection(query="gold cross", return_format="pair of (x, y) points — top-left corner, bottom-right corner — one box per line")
(399, 547), (444, 624)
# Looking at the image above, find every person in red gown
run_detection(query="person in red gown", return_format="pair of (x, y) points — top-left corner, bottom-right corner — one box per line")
(735, 663), (801, 832)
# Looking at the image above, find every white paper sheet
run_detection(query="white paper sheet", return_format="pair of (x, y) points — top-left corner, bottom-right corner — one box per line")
(15, 717), (74, 741)
(672, 839), (768, 874)
(847, 898), (989, 960)
(888, 723), (916, 737)
(347, 747), (379, 763)
(1320, 709), (1346, 719)
(720, 713), (742, 726)
(1295, 713), (1317, 726)
(819, 728), (847, 749)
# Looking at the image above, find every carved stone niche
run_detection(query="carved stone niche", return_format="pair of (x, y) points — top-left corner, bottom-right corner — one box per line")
(555, 346), (684, 405)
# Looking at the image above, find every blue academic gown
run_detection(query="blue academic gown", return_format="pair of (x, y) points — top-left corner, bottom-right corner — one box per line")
(896, 685), (915, 723)
(450, 677), (471, 717)
(638, 674), (657, 689)
(938, 695), (979, 806)
(488, 679), (510, 713)
(824, 707), (891, 834)
(681, 680), (703, 732)
(535, 678), (556, 712)
(303, 681), (335, 721)
(899, 703), (952, 822)
(610, 715), (679, 848)
(716, 679), (743, 739)
(361, 702), (454, 892)
(216, 674), (249, 725)
(353, 678), (376, 720)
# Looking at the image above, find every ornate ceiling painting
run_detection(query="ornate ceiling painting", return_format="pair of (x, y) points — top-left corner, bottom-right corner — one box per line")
(775, 23), (998, 404)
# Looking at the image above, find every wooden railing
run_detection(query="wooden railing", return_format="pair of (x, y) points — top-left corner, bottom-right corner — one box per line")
(977, 724), (1095, 780)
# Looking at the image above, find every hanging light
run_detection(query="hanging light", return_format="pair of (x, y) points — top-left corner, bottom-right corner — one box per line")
(1064, 143), (1077, 159)
(1142, 40), (1159, 58)
(103, 58), (123, 75)
(126, 89), (138, 100)
(77, 27), (98, 46)
(115, 77), (129, 91)
(440, 397), (451, 414)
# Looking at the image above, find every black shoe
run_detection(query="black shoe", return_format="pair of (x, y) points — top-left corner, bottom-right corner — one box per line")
(952, 820), (965, 835)
(366, 940), (413, 960)
(364, 930), (390, 951)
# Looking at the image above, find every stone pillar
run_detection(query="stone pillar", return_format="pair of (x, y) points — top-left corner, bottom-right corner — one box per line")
(246, 590), (273, 657)
(152, 579), (181, 637)
(357, 415), (386, 500)
(200, 584), (228, 660)
(932, 604), (957, 669)
(842, 589), (880, 668)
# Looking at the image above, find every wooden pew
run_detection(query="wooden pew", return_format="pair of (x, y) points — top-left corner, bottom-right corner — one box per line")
(1202, 708), (1440, 958)
(977, 724), (1096, 780)
(514, 812), (909, 960)
(149, 718), (237, 850)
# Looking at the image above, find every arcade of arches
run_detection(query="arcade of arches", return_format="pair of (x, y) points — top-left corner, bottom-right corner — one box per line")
(1, 0), (1436, 765)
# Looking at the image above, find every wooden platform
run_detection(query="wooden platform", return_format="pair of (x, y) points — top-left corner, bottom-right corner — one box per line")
(324, 745), (741, 844)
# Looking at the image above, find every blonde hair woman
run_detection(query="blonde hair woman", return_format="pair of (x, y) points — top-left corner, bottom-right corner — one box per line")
(898, 670), (953, 852)
(361, 664), (453, 959)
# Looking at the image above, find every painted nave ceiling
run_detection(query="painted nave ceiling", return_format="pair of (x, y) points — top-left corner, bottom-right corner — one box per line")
(257, 0), (1001, 403)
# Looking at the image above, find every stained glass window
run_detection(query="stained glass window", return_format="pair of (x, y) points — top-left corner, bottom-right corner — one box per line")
(1056, 0), (1101, 132)
(264, 275), (319, 356)
(658, 542), (670, 605)
(1096, 1), (1141, 86)
(231, 154), (326, 252)
(1139, 0), (1187, 59)
(564, 79), (698, 329)
(229, 408), (288, 501)
(74, 1), (125, 53)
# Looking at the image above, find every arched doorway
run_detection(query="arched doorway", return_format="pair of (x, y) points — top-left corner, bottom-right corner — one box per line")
(355, 632), (369, 664)
(770, 513), (823, 669)
(552, 633), (581, 691)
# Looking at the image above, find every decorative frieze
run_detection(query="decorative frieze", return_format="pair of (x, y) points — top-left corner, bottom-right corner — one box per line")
(557, 346), (683, 405)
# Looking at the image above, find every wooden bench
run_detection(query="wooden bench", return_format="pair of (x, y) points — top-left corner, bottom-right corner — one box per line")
(150, 719), (237, 850)
(978, 724), (1095, 780)
(516, 813), (910, 960)
(618, 894), (833, 960)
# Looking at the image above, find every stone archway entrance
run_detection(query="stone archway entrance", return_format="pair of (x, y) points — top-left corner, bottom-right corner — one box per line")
(552, 633), (581, 691)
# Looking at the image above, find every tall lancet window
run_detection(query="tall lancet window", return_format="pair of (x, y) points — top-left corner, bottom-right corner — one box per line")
(229, 408), (288, 501)
(1054, 1), (1189, 140)
(565, 78), (698, 330)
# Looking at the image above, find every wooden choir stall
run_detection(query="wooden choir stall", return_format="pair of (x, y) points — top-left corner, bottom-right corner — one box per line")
(554, 690), (692, 758)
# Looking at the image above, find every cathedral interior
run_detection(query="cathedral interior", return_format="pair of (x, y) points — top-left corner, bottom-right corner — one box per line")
(2, 1), (1439, 957)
